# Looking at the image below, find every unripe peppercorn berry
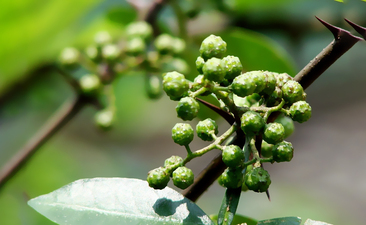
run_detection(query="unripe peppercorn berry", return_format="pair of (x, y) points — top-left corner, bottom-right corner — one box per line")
(145, 74), (163, 99)
(176, 97), (200, 121)
(263, 122), (285, 145)
(147, 167), (170, 189)
(282, 80), (305, 104)
(79, 74), (101, 96)
(59, 47), (80, 68)
(161, 57), (189, 75)
(94, 31), (112, 46)
(261, 140), (273, 158)
(241, 111), (265, 136)
(125, 21), (152, 40)
(275, 72), (293, 88)
(250, 71), (267, 93)
(260, 71), (277, 95)
(218, 168), (244, 189)
(171, 123), (194, 146)
(162, 71), (189, 100)
(266, 86), (283, 107)
(199, 34), (227, 60)
(222, 145), (244, 168)
(202, 57), (226, 83)
(154, 34), (175, 55)
(231, 72), (257, 97)
(289, 101), (312, 123)
(222, 55), (243, 80)
(172, 166), (194, 189)
(164, 155), (184, 170)
(94, 109), (114, 130)
(244, 167), (271, 193)
(191, 75), (211, 96)
(195, 56), (205, 74)
(275, 115), (295, 138)
(126, 37), (146, 56)
(196, 118), (218, 141)
(172, 38), (186, 55)
(272, 141), (294, 162)
(102, 44), (120, 61)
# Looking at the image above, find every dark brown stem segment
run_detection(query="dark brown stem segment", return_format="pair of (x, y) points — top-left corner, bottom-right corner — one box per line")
(0, 96), (87, 191)
(183, 17), (361, 202)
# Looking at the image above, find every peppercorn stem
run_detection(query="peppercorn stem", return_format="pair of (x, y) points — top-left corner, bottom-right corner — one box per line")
(190, 87), (208, 98)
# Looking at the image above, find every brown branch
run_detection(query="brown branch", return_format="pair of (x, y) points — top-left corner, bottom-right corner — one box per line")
(0, 96), (87, 191)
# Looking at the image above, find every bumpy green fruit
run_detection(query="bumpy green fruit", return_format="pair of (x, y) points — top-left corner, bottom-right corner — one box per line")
(250, 71), (267, 93)
(125, 21), (152, 40)
(241, 111), (265, 136)
(275, 115), (295, 138)
(79, 74), (101, 96)
(261, 71), (277, 95)
(222, 55), (243, 80)
(162, 71), (189, 100)
(261, 140), (273, 158)
(176, 97), (200, 121)
(275, 72), (293, 88)
(196, 118), (218, 141)
(154, 34), (175, 55)
(145, 75), (163, 99)
(172, 123), (194, 146)
(102, 44), (120, 61)
(222, 145), (244, 168)
(94, 31), (112, 46)
(263, 122), (285, 144)
(172, 38), (186, 54)
(195, 56), (205, 74)
(272, 141), (294, 162)
(126, 37), (146, 55)
(199, 34), (227, 60)
(94, 109), (113, 130)
(231, 73), (257, 97)
(202, 57), (226, 83)
(218, 167), (243, 189)
(85, 45), (100, 62)
(59, 47), (80, 68)
(244, 167), (271, 192)
(161, 57), (189, 75)
(266, 86), (283, 107)
(282, 80), (305, 104)
(147, 167), (170, 189)
(172, 166), (194, 189)
(289, 101), (312, 123)
(164, 155), (184, 170)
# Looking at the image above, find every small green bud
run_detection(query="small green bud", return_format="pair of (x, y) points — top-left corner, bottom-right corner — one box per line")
(95, 109), (114, 130)
(195, 56), (205, 74)
(162, 71), (189, 100)
(102, 44), (120, 61)
(59, 47), (80, 67)
(222, 145), (244, 168)
(218, 167), (243, 189)
(164, 155), (184, 170)
(126, 37), (146, 55)
(161, 57), (189, 74)
(263, 122), (285, 145)
(244, 167), (271, 192)
(147, 167), (170, 189)
(94, 31), (112, 46)
(171, 123), (194, 146)
(85, 45), (99, 62)
(266, 86), (283, 107)
(261, 140), (273, 158)
(272, 141), (294, 162)
(172, 166), (194, 189)
(222, 55), (243, 80)
(241, 111), (265, 136)
(202, 57), (226, 83)
(199, 34), (227, 60)
(125, 21), (152, 40)
(250, 71), (267, 93)
(145, 74), (163, 99)
(154, 34), (175, 55)
(191, 75), (211, 96)
(79, 74), (101, 95)
(289, 101), (312, 123)
(282, 80), (305, 104)
(275, 115), (295, 138)
(260, 71), (277, 95)
(275, 72), (293, 88)
(172, 38), (186, 54)
(231, 73), (257, 97)
(196, 118), (218, 141)
(176, 97), (200, 121)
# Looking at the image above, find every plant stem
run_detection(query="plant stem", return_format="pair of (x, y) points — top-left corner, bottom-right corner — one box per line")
(0, 96), (87, 192)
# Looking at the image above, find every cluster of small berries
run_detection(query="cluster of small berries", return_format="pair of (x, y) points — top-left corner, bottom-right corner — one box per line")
(58, 21), (188, 130)
(147, 34), (312, 193)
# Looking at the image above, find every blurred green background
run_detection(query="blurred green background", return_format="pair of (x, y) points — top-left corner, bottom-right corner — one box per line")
(1, 0), (366, 224)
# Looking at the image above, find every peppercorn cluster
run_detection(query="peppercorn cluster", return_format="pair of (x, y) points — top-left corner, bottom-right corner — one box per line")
(147, 34), (312, 193)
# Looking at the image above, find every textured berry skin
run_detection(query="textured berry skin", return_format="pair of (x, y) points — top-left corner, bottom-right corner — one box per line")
(282, 80), (305, 104)
(263, 122), (285, 144)
(222, 55), (243, 80)
(289, 101), (312, 123)
(196, 118), (218, 141)
(164, 156), (184, 170)
(125, 21), (153, 40)
(172, 167), (194, 189)
(241, 111), (265, 136)
(176, 97), (200, 121)
(145, 75), (163, 99)
(126, 37), (146, 55)
(162, 71), (189, 100)
(95, 110), (113, 130)
(231, 73), (257, 97)
(218, 168), (244, 189)
(154, 34), (175, 55)
(275, 115), (295, 138)
(79, 74), (101, 96)
(202, 57), (226, 83)
(199, 34), (227, 60)
(171, 123), (194, 146)
(195, 56), (205, 74)
(222, 145), (244, 168)
(147, 167), (170, 189)
(59, 47), (80, 68)
(261, 140), (273, 158)
(260, 71), (277, 95)
(244, 167), (271, 193)
(272, 141), (294, 162)
(250, 71), (267, 93)
(275, 72), (293, 88)
(191, 75), (211, 96)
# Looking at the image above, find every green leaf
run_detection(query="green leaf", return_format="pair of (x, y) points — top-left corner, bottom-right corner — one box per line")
(106, 6), (137, 25)
(218, 28), (296, 76)
(217, 188), (241, 225)
(210, 214), (257, 225)
(304, 219), (332, 225)
(28, 178), (214, 225)
(258, 217), (301, 225)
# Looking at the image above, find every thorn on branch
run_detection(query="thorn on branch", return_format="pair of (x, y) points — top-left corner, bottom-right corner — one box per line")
(344, 18), (366, 41)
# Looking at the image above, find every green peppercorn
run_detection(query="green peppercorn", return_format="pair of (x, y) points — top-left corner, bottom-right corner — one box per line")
(244, 167), (271, 192)
(195, 56), (205, 74)
(263, 122), (285, 145)
(241, 111), (265, 136)
(260, 71), (277, 96)
(102, 44), (120, 61)
(261, 140), (273, 158)
(59, 47), (80, 68)
(79, 74), (101, 96)
(218, 167), (244, 189)
(161, 57), (189, 74)
(275, 72), (293, 88)
(172, 38), (186, 55)
(202, 57), (226, 83)
(172, 166), (194, 189)
(154, 34), (175, 55)
(275, 115), (295, 138)
(126, 37), (146, 56)
(176, 97), (200, 121)
(231, 72), (257, 97)
(147, 167), (170, 189)
(164, 155), (184, 170)
(199, 34), (227, 60)
(222, 145), (244, 168)
(272, 141), (294, 162)
(85, 45), (100, 62)
(162, 71), (189, 100)
(145, 74), (163, 99)
(171, 123), (194, 146)
(125, 21), (153, 40)
(191, 75), (212, 96)
(282, 80), (305, 104)
(289, 101), (312, 123)
(222, 55), (243, 80)
(94, 31), (112, 46)
(94, 109), (114, 130)
(266, 86), (283, 107)
(196, 118), (218, 141)
(250, 71), (267, 94)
